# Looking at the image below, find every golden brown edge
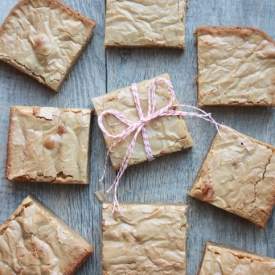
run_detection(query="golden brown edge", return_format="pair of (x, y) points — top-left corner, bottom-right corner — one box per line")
(0, 0), (96, 34)
(195, 26), (275, 44)
(85, 109), (93, 185)
(102, 206), (106, 274)
(196, 240), (210, 275)
(5, 106), (15, 180)
(198, 102), (275, 108)
(194, 28), (201, 108)
(188, 126), (275, 228)
(103, 201), (189, 208)
(104, 44), (185, 50)
(63, 251), (93, 275)
(5, 106), (93, 184)
(0, 0), (96, 92)
(201, 241), (275, 264)
(194, 26), (275, 108)
(188, 130), (219, 199)
(243, 132), (275, 228)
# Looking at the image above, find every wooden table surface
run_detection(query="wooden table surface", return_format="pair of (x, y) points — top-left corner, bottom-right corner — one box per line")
(1, 0), (275, 274)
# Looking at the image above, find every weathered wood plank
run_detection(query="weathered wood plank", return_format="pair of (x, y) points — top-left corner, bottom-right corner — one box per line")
(1, 0), (275, 274)
(105, 1), (275, 274)
(0, 0), (106, 274)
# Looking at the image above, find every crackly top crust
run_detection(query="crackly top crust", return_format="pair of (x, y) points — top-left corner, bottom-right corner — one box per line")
(92, 74), (194, 170)
(104, 0), (187, 49)
(196, 26), (275, 107)
(0, 195), (93, 275)
(102, 202), (188, 275)
(0, 0), (96, 92)
(198, 241), (275, 275)
(189, 126), (275, 228)
(6, 106), (92, 184)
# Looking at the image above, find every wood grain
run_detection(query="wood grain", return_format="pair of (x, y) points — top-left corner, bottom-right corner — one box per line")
(1, 0), (275, 274)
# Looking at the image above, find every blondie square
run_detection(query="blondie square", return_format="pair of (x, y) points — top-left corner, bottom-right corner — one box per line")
(6, 106), (92, 184)
(196, 26), (275, 107)
(102, 202), (188, 274)
(0, 195), (93, 274)
(189, 126), (275, 228)
(0, 0), (96, 92)
(92, 74), (193, 170)
(105, 0), (187, 49)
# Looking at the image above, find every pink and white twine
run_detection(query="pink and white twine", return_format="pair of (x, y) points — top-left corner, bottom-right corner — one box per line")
(98, 77), (248, 213)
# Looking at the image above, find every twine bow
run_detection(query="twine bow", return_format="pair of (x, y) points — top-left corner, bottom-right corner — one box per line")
(98, 77), (248, 213)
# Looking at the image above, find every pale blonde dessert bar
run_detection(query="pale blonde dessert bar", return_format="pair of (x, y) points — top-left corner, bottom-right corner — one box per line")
(198, 241), (275, 275)
(105, 0), (187, 49)
(196, 26), (275, 107)
(92, 74), (194, 170)
(102, 202), (188, 274)
(0, 195), (93, 275)
(0, 0), (96, 92)
(6, 106), (92, 184)
(189, 126), (275, 228)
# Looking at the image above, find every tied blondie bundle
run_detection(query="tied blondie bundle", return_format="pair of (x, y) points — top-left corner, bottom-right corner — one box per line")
(97, 77), (247, 213)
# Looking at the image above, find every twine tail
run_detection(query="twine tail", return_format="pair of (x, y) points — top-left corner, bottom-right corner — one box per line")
(109, 126), (143, 213)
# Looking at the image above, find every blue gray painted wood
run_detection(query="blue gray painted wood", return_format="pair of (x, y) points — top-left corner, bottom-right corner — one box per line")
(1, 0), (275, 274)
